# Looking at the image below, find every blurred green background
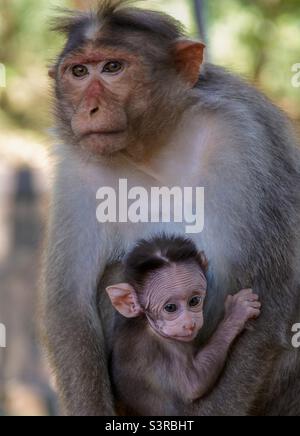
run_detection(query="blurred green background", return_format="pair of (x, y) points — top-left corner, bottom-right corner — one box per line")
(0, 0), (299, 416)
(1, 0), (300, 145)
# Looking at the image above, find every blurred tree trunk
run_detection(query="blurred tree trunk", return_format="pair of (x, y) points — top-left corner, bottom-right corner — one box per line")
(0, 0), (18, 64)
(0, 167), (57, 416)
(194, 0), (207, 43)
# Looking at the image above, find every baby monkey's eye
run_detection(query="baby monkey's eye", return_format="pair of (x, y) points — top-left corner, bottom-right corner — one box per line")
(164, 303), (178, 313)
(189, 296), (202, 308)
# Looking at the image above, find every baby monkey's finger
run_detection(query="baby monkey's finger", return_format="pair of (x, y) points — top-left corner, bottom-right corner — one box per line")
(247, 301), (261, 309)
(248, 308), (261, 319)
(245, 293), (259, 302)
(236, 288), (254, 297)
(237, 289), (260, 302)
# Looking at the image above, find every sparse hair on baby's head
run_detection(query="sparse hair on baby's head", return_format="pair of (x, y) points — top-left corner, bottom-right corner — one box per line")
(124, 234), (208, 291)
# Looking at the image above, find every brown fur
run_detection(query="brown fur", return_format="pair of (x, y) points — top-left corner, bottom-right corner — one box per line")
(42, 0), (300, 416)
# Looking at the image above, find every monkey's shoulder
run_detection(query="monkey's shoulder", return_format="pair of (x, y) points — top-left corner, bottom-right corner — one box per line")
(197, 63), (291, 125)
(198, 64), (270, 103)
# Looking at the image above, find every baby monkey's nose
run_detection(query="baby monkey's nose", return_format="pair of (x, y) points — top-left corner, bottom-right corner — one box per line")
(183, 320), (196, 333)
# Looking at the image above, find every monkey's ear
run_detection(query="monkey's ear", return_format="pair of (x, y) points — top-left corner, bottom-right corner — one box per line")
(173, 40), (206, 87)
(48, 65), (56, 80)
(106, 283), (144, 319)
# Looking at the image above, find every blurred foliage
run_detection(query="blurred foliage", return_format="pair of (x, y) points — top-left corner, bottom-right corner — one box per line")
(207, 0), (300, 117)
(0, 0), (299, 142)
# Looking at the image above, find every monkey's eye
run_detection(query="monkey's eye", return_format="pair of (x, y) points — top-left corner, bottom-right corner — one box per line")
(189, 296), (202, 308)
(164, 303), (178, 313)
(102, 61), (123, 74)
(72, 65), (89, 78)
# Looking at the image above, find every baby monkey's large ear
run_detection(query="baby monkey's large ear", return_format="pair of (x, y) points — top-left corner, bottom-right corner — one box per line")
(106, 283), (144, 318)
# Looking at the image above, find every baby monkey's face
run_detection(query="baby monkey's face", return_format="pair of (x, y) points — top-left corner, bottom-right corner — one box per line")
(106, 261), (207, 343)
(145, 263), (207, 342)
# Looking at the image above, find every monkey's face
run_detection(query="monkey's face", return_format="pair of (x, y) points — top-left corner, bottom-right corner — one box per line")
(54, 46), (152, 156)
(145, 263), (207, 342)
(50, 15), (205, 158)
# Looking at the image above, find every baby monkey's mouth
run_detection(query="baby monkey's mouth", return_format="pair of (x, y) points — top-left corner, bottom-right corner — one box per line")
(171, 332), (198, 343)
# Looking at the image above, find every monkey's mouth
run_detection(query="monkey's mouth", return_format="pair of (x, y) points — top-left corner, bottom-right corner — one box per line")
(172, 333), (198, 342)
(78, 130), (127, 154)
(80, 129), (127, 139)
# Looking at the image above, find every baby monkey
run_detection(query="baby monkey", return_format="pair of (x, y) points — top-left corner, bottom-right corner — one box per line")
(106, 235), (261, 416)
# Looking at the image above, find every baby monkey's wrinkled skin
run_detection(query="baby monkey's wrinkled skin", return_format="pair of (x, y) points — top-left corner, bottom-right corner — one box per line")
(107, 236), (261, 416)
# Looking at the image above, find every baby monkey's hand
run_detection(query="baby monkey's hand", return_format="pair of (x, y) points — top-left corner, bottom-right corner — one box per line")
(224, 289), (261, 335)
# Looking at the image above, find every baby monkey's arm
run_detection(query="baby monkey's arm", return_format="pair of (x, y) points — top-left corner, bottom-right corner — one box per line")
(182, 289), (261, 403)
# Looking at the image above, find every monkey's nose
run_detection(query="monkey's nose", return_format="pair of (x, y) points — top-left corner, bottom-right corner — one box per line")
(90, 106), (99, 116)
(183, 321), (196, 333)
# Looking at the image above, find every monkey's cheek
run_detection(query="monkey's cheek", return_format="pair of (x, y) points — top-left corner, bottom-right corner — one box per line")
(79, 133), (127, 156)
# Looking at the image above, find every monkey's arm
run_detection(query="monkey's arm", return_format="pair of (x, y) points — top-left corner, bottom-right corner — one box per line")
(41, 163), (116, 416)
(186, 309), (283, 416)
(180, 320), (239, 403)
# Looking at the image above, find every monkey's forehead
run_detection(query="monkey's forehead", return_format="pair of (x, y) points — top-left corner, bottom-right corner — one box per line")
(53, 5), (185, 62)
(144, 263), (208, 301)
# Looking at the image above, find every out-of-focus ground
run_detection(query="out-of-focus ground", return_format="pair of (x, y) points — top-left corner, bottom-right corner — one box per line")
(0, 0), (299, 416)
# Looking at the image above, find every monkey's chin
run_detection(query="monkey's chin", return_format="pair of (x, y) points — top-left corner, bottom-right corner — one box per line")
(79, 132), (127, 156)
(171, 333), (198, 343)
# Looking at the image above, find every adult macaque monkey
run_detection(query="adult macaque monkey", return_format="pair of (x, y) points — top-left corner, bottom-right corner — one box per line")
(43, 0), (300, 416)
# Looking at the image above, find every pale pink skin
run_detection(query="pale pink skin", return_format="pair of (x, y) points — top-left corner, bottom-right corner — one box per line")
(106, 263), (261, 343)
(140, 263), (207, 342)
